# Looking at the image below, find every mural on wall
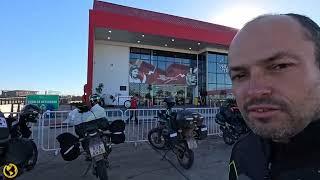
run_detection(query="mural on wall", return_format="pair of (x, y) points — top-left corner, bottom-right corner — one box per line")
(129, 60), (197, 86)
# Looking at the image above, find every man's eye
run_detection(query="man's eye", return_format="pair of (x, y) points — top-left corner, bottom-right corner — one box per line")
(231, 74), (245, 81)
(271, 63), (291, 70)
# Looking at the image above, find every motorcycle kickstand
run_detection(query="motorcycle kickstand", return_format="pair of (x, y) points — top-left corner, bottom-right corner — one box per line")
(82, 161), (93, 177)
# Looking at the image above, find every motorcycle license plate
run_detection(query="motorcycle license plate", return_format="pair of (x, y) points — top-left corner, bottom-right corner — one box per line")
(187, 139), (198, 149)
(89, 141), (106, 157)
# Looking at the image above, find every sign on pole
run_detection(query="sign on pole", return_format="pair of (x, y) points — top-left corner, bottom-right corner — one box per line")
(26, 95), (59, 111)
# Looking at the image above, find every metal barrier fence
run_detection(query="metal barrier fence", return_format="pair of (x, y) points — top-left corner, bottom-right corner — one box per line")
(4, 107), (221, 151)
(39, 109), (124, 151)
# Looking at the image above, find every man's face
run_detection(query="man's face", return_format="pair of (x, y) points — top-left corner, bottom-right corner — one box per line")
(228, 16), (320, 141)
(131, 69), (139, 78)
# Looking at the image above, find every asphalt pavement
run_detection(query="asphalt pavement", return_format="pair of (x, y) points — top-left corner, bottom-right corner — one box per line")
(17, 136), (232, 180)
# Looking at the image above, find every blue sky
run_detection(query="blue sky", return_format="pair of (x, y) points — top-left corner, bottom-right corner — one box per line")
(0, 0), (319, 95)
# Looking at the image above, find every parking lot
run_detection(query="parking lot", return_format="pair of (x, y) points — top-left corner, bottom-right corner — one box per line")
(18, 136), (232, 180)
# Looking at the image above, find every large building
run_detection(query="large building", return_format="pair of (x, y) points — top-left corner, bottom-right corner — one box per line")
(84, 0), (238, 106)
(1, 90), (38, 98)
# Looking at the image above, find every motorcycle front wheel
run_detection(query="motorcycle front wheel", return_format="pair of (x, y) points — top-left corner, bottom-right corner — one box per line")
(96, 160), (108, 180)
(148, 128), (167, 150)
(176, 141), (194, 169)
(26, 140), (38, 171)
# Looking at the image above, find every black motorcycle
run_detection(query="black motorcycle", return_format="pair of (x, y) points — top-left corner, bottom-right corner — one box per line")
(147, 97), (208, 169)
(57, 105), (125, 180)
(0, 104), (40, 176)
(215, 106), (249, 145)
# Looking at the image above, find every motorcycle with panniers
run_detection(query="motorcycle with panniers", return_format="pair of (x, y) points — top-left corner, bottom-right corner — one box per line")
(56, 104), (126, 180)
(148, 97), (208, 169)
(0, 104), (40, 178)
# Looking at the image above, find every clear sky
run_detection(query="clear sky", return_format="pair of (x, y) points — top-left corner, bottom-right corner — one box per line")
(1, 0), (319, 95)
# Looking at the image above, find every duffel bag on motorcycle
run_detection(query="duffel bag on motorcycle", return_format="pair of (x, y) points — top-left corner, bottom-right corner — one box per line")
(174, 110), (204, 129)
(56, 133), (80, 161)
(75, 118), (109, 138)
(109, 120), (125, 144)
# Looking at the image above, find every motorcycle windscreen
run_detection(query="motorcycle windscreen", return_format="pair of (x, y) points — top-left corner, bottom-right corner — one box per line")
(4, 138), (34, 166)
(56, 132), (80, 161)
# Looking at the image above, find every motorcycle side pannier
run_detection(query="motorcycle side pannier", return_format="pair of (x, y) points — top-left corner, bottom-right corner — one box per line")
(4, 138), (34, 166)
(110, 120), (125, 144)
(56, 132), (80, 161)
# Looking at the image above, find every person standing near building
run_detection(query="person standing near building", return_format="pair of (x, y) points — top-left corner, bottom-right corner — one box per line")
(127, 94), (139, 124)
(228, 13), (320, 179)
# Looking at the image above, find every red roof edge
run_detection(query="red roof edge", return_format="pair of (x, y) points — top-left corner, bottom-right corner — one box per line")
(93, 1), (238, 34)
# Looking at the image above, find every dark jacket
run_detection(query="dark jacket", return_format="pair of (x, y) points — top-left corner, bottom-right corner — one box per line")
(229, 121), (320, 180)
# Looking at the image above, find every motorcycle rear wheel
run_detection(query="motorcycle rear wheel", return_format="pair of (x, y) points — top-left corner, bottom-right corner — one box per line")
(96, 160), (108, 180)
(176, 141), (194, 169)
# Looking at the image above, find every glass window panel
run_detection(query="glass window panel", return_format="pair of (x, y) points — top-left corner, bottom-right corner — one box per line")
(175, 58), (182, 64)
(167, 57), (174, 64)
(217, 84), (226, 90)
(151, 60), (157, 67)
(217, 55), (226, 63)
(208, 53), (217, 63)
(158, 61), (166, 71)
(141, 54), (150, 60)
(130, 53), (140, 59)
(217, 73), (225, 84)
(217, 63), (228, 73)
(208, 62), (216, 73)
(208, 83), (216, 91)
(140, 48), (151, 55)
(226, 84), (232, 90)
(130, 47), (140, 53)
(208, 73), (216, 83)
(225, 74), (232, 85)
(151, 55), (157, 61)
(158, 56), (166, 61)
(166, 61), (173, 69)
(225, 55), (229, 63)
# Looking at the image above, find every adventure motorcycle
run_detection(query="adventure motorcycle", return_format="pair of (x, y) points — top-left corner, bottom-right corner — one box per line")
(215, 101), (249, 145)
(57, 104), (125, 180)
(147, 97), (208, 169)
(0, 104), (40, 176)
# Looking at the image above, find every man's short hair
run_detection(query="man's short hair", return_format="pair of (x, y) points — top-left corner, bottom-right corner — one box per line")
(284, 13), (320, 68)
(246, 13), (320, 68)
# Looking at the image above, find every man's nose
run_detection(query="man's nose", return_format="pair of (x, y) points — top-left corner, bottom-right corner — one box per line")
(247, 73), (272, 98)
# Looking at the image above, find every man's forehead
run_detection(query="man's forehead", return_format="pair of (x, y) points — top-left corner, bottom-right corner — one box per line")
(228, 15), (306, 66)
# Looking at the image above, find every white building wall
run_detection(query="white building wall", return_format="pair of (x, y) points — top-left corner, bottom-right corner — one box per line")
(93, 43), (130, 98)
